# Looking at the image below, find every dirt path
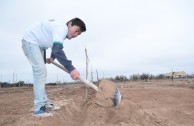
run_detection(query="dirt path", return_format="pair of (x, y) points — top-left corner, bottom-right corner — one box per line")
(123, 87), (194, 126)
(0, 79), (194, 126)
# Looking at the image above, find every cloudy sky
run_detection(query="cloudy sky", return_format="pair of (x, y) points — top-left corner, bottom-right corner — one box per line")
(0, 0), (194, 83)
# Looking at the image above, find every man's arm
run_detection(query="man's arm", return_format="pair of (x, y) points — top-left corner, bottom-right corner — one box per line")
(50, 43), (75, 73)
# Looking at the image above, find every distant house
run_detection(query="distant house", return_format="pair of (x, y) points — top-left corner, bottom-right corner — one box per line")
(165, 71), (187, 78)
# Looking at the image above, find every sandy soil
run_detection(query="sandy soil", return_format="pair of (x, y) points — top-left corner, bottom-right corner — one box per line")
(0, 79), (194, 126)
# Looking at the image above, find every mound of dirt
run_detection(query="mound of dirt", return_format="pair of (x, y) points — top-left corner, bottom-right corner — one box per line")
(95, 79), (117, 107)
(82, 99), (167, 126)
(14, 80), (167, 126)
(80, 80), (167, 126)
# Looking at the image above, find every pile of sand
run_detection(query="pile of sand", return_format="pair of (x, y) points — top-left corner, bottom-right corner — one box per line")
(95, 79), (117, 107)
(81, 80), (166, 126)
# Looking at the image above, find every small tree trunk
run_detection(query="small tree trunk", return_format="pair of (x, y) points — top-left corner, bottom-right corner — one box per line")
(96, 70), (99, 82)
(85, 47), (90, 99)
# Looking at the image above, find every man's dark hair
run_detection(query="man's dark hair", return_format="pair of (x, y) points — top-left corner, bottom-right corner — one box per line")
(67, 18), (86, 32)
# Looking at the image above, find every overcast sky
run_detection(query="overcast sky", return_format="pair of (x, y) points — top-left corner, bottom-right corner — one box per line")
(0, 0), (194, 83)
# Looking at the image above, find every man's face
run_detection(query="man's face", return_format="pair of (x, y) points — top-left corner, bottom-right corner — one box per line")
(67, 22), (81, 40)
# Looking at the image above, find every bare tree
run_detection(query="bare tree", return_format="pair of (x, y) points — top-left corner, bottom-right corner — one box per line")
(140, 73), (149, 82)
(91, 65), (93, 82)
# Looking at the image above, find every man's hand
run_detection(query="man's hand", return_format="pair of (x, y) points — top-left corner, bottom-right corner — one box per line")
(70, 69), (80, 80)
(46, 58), (53, 64)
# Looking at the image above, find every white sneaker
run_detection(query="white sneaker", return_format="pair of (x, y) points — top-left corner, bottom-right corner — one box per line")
(34, 112), (53, 117)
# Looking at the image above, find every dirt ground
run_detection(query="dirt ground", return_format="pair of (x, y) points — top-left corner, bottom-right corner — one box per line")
(0, 79), (194, 126)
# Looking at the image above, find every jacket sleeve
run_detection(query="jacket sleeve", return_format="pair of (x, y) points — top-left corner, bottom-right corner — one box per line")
(51, 43), (75, 73)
